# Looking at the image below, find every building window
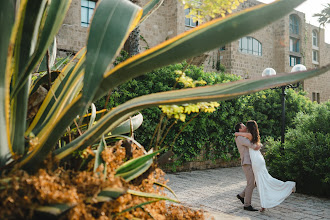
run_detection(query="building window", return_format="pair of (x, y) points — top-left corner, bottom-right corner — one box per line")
(238, 37), (262, 56)
(289, 55), (300, 67)
(312, 30), (318, 47)
(312, 92), (320, 103)
(313, 50), (319, 63)
(185, 8), (198, 27)
(312, 30), (319, 64)
(81, 0), (96, 27)
(289, 14), (299, 35)
(289, 37), (300, 52)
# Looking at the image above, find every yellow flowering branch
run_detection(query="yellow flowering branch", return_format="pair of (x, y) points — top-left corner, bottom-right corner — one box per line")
(180, 0), (247, 23)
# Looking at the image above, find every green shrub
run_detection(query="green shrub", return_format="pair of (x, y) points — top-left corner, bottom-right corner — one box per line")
(242, 88), (314, 140)
(95, 62), (316, 166)
(265, 103), (330, 197)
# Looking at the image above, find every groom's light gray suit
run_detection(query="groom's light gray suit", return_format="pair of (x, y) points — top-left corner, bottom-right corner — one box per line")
(235, 136), (257, 207)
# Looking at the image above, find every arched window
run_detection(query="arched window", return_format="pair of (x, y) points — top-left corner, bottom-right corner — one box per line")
(289, 14), (299, 35)
(238, 37), (262, 56)
(312, 30), (318, 47)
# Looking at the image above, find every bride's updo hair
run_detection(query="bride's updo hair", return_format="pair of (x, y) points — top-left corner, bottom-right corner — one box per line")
(246, 120), (260, 144)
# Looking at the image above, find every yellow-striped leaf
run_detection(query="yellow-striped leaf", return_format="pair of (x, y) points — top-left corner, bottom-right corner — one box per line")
(81, 0), (143, 115)
(54, 64), (330, 162)
(93, 0), (305, 101)
(0, 0), (15, 165)
(11, 0), (72, 98)
(127, 189), (180, 203)
(139, 0), (164, 25)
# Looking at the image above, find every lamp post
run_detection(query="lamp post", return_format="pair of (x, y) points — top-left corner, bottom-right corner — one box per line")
(262, 64), (306, 144)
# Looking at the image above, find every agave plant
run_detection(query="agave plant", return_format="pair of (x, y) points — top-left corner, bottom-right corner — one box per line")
(1, 0), (330, 217)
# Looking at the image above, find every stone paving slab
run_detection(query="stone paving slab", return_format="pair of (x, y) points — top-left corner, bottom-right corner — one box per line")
(166, 167), (330, 220)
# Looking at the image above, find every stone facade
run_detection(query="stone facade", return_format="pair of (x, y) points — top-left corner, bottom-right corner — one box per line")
(56, 0), (330, 102)
(57, 0), (89, 55)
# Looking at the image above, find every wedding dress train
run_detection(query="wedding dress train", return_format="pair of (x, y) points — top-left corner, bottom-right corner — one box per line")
(249, 148), (295, 208)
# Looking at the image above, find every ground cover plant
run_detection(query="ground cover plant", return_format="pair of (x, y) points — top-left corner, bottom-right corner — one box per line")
(0, 0), (329, 218)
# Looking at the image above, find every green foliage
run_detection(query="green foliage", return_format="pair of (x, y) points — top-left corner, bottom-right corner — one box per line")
(96, 62), (316, 166)
(242, 88), (314, 140)
(1, 0), (327, 217)
(313, 3), (330, 27)
(265, 103), (330, 196)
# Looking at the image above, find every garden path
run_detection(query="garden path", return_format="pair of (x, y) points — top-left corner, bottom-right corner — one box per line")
(166, 166), (330, 220)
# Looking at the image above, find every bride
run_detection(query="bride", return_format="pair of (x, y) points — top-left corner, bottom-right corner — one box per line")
(235, 120), (296, 212)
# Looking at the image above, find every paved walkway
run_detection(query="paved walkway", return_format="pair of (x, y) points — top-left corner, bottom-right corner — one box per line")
(166, 167), (330, 220)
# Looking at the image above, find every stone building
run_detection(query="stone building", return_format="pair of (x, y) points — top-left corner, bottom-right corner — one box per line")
(57, 0), (330, 102)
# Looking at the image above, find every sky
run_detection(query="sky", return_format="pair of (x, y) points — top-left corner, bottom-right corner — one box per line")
(258, 0), (330, 43)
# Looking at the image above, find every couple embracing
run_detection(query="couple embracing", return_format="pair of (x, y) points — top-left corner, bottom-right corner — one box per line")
(235, 120), (295, 212)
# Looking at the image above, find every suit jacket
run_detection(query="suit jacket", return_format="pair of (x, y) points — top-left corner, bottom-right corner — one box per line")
(235, 136), (257, 166)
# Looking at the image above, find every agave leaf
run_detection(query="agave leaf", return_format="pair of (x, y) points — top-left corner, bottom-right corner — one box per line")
(116, 199), (160, 216)
(86, 187), (127, 203)
(93, 135), (106, 173)
(25, 48), (86, 136)
(110, 113), (143, 136)
(114, 149), (162, 182)
(0, 0), (15, 165)
(81, 0), (143, 116)
(74, 108), (107, 130)
(10, 76), (30, 155)
(89, 103), (97, 129)
(94, 0), (305, 101)
(115, 149), (159, 174)
(127, 189), (180, 203)
(115, 158), (153, 182)
(138, 0), (164, 25)
(32, 51), (85, 136)
(11, 0), (48, 90)
(98, 187), (127, 198)
(55, 64), (330, 162)
(10, 0), (49, 156)
(51, 55), (71, 71)
(19, 96), (84, 172)
(154, 182), (178, 199)
(37, 37), (57, 72)
(11, 0), (72, 99)
(34, 203), (75, 217)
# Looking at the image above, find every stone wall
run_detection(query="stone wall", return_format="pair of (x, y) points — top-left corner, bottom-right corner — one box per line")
(56, 0), (330, 102)
(57, 0), (88, 55)
(162, 159), (241, 173)
(303, 24), (330, 102)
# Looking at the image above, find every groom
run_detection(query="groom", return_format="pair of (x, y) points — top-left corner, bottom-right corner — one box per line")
(234, 122), (260, 211)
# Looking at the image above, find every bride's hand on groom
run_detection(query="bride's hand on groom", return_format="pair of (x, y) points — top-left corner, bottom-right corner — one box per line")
(254, 144), (262, 151)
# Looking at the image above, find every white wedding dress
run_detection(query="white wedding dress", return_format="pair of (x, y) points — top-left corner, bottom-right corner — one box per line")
(249, 148), (295, 208)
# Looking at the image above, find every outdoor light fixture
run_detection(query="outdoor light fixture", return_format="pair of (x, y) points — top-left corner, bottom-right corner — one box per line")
(262, 64), (307, 144)
(291, 64), (307, 73)
(261, 67), (276, 77)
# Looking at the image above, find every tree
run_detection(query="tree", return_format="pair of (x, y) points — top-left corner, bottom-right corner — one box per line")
(313, 3), (330, 27)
